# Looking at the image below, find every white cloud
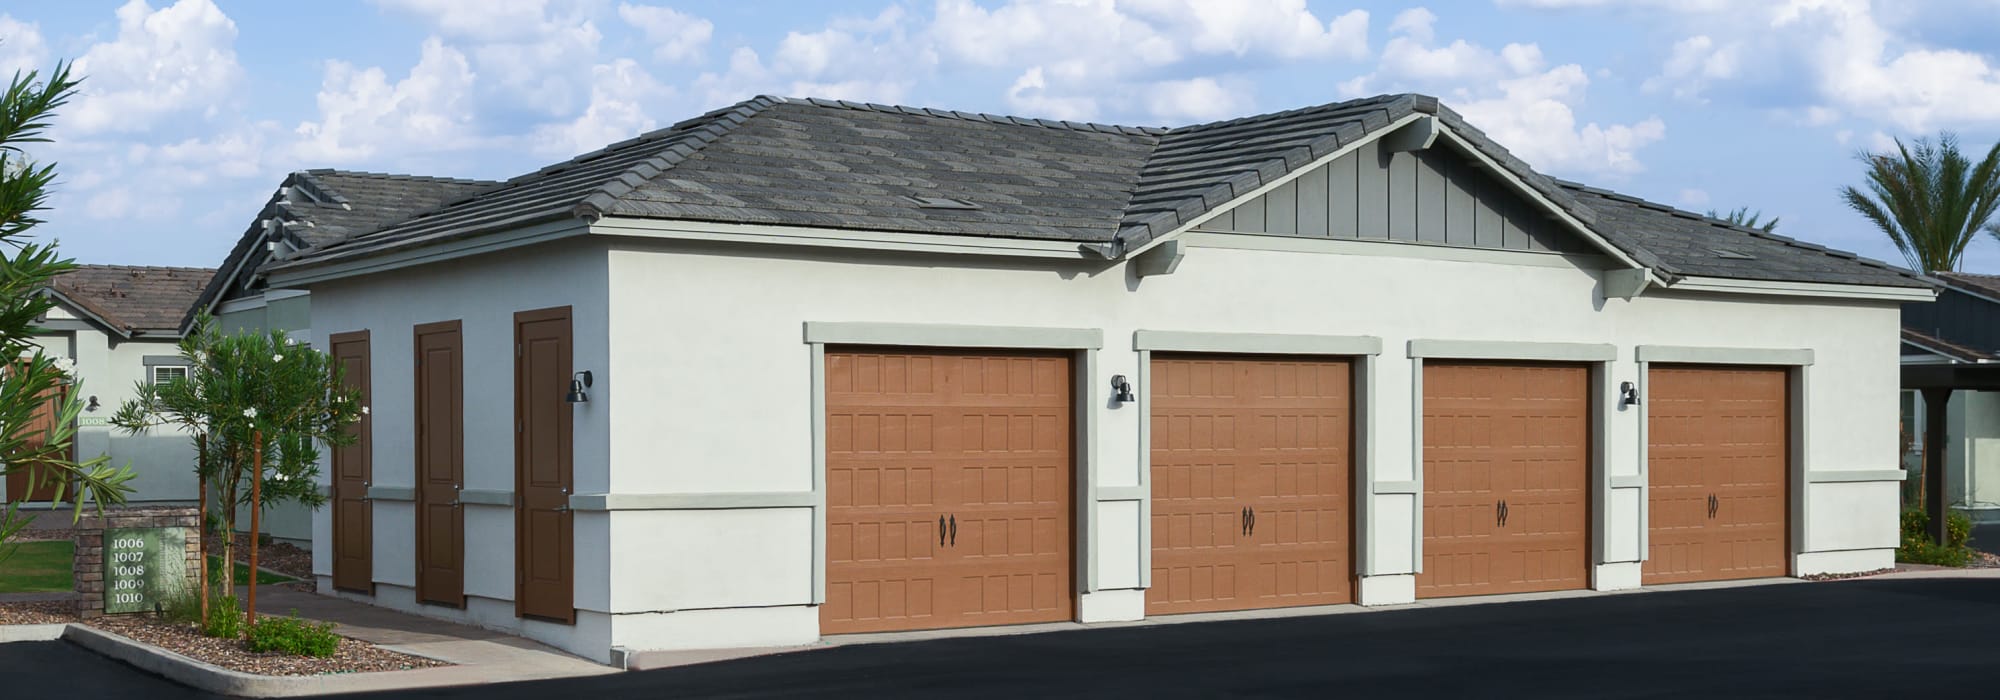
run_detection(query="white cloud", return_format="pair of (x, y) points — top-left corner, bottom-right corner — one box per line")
(376, 0), (607, 116)
(0, 14), (48, 77)
(1644, 34), (1740, 100)
(1775, 0), (2000, 132)
(370, 0), (560, 42)
(66, 0), (244, 135)
(1677, 188), (1710, 207)
(618, 3), (713, 64)
(293, 38), (479, 163)
(1006, 66), (1099, 122)
(1144, 77), (1247, 123)
(1387, 7), (1435, 43)
(694, 7), (931, 110)
(530, 58), (672, 156)
(1343, 14), (1665, 176)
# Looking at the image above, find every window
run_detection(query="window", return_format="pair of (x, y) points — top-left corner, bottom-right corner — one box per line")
(152, 365), (188, 386)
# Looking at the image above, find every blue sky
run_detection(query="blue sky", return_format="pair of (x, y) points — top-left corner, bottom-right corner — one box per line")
(5, 0), (2000, 272)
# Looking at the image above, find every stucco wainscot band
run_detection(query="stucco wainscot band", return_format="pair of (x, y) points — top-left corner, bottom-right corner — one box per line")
(1132, 331), (1386, 601)
(802, 322), (1105, 608)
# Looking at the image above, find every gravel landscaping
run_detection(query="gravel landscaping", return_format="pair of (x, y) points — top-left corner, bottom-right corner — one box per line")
(0, 600), (76, 625)
(84, 615), (448, 676)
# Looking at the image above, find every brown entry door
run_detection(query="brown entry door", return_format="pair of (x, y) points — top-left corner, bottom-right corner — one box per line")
(330, 331), (374, 594)
(1148, 355), (1354, 615)
(1645, 366), (1790, 584)
(515, 307), (575, 623)
(415, 320), (465, 607)
(4, 380), (69, 502)
(822, 348), (1074, 635)
(1419, 362), (1590, 598)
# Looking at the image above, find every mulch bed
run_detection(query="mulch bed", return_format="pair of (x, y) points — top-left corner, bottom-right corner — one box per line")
(0, 600), (75, 625)
(5, 602), (447, 676)
(225, 532), (314, 582)
(85, 615), (448, 676)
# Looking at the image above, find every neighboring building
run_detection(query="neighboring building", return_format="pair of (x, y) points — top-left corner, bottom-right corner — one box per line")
(263, 94), (1926, 664)
(3, 265), (213, 505)
(190, 169), (498, 543)
(1901, 272), (2000, 522)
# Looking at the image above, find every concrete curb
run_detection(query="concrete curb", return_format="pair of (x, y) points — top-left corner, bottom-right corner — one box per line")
(1, 621), (611, 697)
(0, 624), (66, 642)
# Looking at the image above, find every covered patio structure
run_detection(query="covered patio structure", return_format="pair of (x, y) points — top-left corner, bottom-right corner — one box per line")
(1902, 361), (2000, 543)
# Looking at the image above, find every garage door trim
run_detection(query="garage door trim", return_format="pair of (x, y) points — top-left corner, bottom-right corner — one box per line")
(1134, 330), (1381, 584)
(1409, 341), (1612, 579)
(1635, 347), (1810, 569)
(806, 322), (1102, 606)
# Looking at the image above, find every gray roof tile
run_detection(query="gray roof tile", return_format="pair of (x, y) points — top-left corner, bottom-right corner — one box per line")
(269, 94), (1927, 291)
(53, 265), (214, 334)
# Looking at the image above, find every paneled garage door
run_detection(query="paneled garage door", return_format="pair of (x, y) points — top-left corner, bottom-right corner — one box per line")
(1148, 355), (1354, 615)
(1418, 362), (1590, 598)
(822, 348), (1074, 635)
(1644, 365), (1790, 585)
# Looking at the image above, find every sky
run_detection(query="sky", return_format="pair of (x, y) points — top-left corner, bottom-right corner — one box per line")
(4, 0), (2000, 273)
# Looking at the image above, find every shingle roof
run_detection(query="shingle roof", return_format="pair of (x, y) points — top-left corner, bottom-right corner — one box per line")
(1936, 271), (2000, 300)
(188, 169), (500, 328)
(1903, 327), (1994, 362)
(1559, 183), (1930, 288)
(270, 94), (1925, 291)
(49, 265), (214, 335)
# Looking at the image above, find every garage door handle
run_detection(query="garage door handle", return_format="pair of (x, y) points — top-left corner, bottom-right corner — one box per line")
(1241, 507), (1250, 536)
(940, 515), (947, 547)
(949, 515), (957, 546)
(1247, 507), (1256, 537)
(1708, 494), (1718, 519)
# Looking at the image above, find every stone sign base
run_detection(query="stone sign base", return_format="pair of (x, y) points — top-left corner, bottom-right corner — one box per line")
(72, 506), (201, 619)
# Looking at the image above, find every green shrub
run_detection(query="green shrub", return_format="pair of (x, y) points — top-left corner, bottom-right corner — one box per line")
(1898, 506), (1974, 566)
(202, 596), (244, 639)
(245, 612), (339, 658)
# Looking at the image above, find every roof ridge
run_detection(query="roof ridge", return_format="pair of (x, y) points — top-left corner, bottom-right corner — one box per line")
(773, 95), (1171, 136)
(65, 264), (216, 273)
(301, 168), (500, 186)
(1164, 93), (1430, 135)
(571, 95), (788, 219)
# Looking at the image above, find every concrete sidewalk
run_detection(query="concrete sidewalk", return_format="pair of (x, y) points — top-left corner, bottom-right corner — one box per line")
(236, 587), (617, 694)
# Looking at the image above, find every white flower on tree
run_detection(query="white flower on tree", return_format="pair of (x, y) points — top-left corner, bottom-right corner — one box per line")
(243, 407), (257, 418)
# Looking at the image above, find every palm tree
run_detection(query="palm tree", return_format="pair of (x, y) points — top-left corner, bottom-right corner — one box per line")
(1706, 206), (1778, 232)
(1840, 133), (2000, 274)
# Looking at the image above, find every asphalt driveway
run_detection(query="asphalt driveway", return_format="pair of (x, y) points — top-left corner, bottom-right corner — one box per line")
(9, 577), (2000, 699)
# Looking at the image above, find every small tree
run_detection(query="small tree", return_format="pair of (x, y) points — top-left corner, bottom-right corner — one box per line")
(0, 56), (136, 562)
(113, 316), (361, 626)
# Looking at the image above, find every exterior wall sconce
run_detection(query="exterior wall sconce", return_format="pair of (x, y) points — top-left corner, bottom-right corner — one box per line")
(86, 396), (99, 412)
(1110, 375), (1136, 404)
(566, 371), (594, 404)
(1619, 381), (1641, 407)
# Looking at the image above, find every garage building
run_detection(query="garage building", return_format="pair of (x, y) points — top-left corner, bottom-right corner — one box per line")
(271, 94), (1930, 663)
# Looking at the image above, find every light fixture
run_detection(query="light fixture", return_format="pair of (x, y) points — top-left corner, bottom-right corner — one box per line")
(1110, 375), (1136, 404)
(1619, 381), (1641, 407)
(86, 396), (99, 412)
(566, 370), (593, 404)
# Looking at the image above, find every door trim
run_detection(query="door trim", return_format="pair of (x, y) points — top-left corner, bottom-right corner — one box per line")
(1634, 351), (1811, 571)
(1133, 331), (1381, 583)
(1408, 339), (1616, 362)
(1411, 357), (1606, 583)
(329, 329), (373, 595)
(806, 323), (1099, 607)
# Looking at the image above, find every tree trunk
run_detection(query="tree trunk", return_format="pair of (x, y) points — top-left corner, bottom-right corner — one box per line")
(196, 435), (208, 627)
(247, 429), (262, 628)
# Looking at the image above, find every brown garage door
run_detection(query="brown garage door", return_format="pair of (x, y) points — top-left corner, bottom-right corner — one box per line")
(1419, 361), (1590, 598)
(1148, 355), (1353, 615)
(1645, 366), (1789, 584)
(823, 348), (1074, 635)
